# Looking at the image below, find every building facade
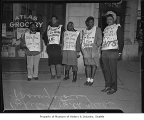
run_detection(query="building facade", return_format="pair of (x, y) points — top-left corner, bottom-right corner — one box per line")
(2, 0), (141, 73)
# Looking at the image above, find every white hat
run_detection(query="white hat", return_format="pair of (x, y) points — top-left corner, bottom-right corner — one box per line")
(106, 11), (117, 21)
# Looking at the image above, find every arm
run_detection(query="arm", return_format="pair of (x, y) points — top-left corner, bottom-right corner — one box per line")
(42, 30), (48, 46)
(40, 35), (44, 52)
(76, 33), (81, 52)
(60, 25), (65, 45)
(61, 32), (64, 50)
(20, 34), (26, 49)
(95, 27), (102, 47)
(117, 26), (124, 54)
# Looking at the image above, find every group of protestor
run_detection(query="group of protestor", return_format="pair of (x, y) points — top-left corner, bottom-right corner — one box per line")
(20, 11), (124, 95)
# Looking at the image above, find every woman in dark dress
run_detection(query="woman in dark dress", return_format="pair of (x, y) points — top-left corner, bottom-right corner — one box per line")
(42, 15), (65, 79)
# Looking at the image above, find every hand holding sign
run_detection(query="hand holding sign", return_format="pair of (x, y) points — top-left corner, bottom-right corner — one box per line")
(25, 32), (41, 51)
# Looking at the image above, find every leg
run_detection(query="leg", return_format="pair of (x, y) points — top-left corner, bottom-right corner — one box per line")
(63, 65), (71, 81)
(27, 55), (34, 80)
(50, 65), (56, 79)
(56, 64), (61, 79)
(101, 51), (112, 88)
(33, 54), (41, 80)
(88, 65), (97, 86)
(101, 51), (112, 92)
(84, 65), (91, 85)
(85, 65), (91, 79)
(107, 51), (119, 94)
(91, 65), (97, 79)
(72, 65), (78, 82)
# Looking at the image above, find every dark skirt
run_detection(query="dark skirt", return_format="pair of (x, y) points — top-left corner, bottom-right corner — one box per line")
(47, 44), (62, 65)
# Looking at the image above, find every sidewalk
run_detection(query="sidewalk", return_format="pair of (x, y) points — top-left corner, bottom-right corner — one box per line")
(2, 60), (141, 112)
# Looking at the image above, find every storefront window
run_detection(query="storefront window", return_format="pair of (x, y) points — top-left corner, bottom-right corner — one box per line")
(2, 3), (13, 57)
(1, 3), (66, 58)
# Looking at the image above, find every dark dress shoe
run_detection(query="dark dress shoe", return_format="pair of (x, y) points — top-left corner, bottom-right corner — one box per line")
(72, 77), (77, 83)
(28, 78), (32, 81)
(88, 81), (94, 86)
(72, 79), (76, 82)
(63, 76), (69, 81)
(84, 81), (89, 86)
(51, 75), (55, 79)
(101, 87), (111, 92)
(107, 89), (117, 95)
(57, 76), (61, 79)
(33, 77), (38, 80)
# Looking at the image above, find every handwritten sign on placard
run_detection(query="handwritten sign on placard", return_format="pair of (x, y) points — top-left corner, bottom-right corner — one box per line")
(25, 32), (41, 51)
(63, 31), (79, 51)
(48, 25), (62, 45)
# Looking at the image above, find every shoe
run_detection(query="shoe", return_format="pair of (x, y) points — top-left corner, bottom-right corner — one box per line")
(72, 71), (77, 82)
(101, 87), (111, 92)
(88, 81), (94, 86)
(63, 70), (69, 81)
(63, 76), (69, 81)
(88, 79), (94, 86)
(28, 78), (32, 81)
(84, 81), (89, 86)
(57, 76), (61, 79)
(107, 89), (117, 95)
(33, 77), (38, 80)
(51, 75), (55, 79)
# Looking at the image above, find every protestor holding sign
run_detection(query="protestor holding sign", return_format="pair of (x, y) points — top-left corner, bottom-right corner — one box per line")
(20, 22), (43, 81)
(81, 16), (102, 86)
(101, 11), (124, 95)
(62, 22), (80, 82)
(42, 16), (65, 79)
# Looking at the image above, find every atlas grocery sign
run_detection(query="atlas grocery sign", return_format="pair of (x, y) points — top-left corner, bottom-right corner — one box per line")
(10, 15), (43, 28)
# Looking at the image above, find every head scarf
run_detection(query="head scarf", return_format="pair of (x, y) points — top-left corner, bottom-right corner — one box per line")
(106, 11), (117, 21)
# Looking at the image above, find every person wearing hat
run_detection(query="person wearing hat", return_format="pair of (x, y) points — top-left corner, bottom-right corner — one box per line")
(42, 15), (65, 79)
(20, 22), (44, 81)
(81, 16), (102, 86)
(62, 22), (80, 82)
(101, 11), (124, 94)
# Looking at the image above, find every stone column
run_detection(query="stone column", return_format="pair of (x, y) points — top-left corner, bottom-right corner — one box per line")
(94, 3), (99, 26)
(129, 0), (138, 44)
(122, 0), (139, 60)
